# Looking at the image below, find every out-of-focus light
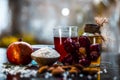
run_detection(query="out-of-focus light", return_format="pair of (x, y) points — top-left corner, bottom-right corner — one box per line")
(61, 8), (70, 16)
(0, 0), (9, 32)
(93, 0), (102, 5)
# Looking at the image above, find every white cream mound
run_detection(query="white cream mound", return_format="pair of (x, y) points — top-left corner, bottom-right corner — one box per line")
(31, 47), (60, 58)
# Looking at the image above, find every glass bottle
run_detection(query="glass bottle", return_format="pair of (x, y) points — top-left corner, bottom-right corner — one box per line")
(82, 24), (102, 66)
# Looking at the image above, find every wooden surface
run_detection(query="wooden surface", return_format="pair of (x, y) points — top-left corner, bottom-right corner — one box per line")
(0, 45), (120, 80)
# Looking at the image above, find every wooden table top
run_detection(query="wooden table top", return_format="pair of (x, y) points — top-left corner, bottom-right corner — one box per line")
(0, 45), (120, 80)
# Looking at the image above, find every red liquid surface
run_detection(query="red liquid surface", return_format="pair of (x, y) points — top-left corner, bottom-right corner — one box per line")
(54, 37), (78, 61)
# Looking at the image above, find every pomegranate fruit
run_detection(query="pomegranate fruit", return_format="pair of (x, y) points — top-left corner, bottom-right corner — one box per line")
(6, 39), (33, 65)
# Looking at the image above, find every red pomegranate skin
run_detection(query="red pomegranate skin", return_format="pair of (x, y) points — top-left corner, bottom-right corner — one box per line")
(7, 41), (33, 65)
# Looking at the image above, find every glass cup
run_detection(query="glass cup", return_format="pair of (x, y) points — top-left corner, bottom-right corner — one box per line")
(53, 26), (78, 61)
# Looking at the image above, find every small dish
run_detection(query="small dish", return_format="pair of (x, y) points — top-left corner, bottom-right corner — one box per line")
(31, 47), (60, 66)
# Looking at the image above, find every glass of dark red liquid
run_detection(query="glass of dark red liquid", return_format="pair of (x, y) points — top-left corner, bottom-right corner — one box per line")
(53, 26), (78, 61)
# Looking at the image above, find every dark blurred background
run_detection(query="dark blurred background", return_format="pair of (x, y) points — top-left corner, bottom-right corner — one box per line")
(0, 0), (120, 47)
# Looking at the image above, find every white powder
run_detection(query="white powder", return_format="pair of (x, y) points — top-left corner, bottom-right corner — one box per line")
(31, 47), (60, 58)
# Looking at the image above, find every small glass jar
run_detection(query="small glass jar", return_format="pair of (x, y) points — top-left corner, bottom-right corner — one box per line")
(82, 24), (103, 66)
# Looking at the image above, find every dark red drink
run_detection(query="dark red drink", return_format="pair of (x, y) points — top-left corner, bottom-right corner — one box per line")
(54, 37), (78, 61)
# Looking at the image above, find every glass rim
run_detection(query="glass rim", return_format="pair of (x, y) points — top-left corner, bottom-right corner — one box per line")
(53, 26), (78, 29)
